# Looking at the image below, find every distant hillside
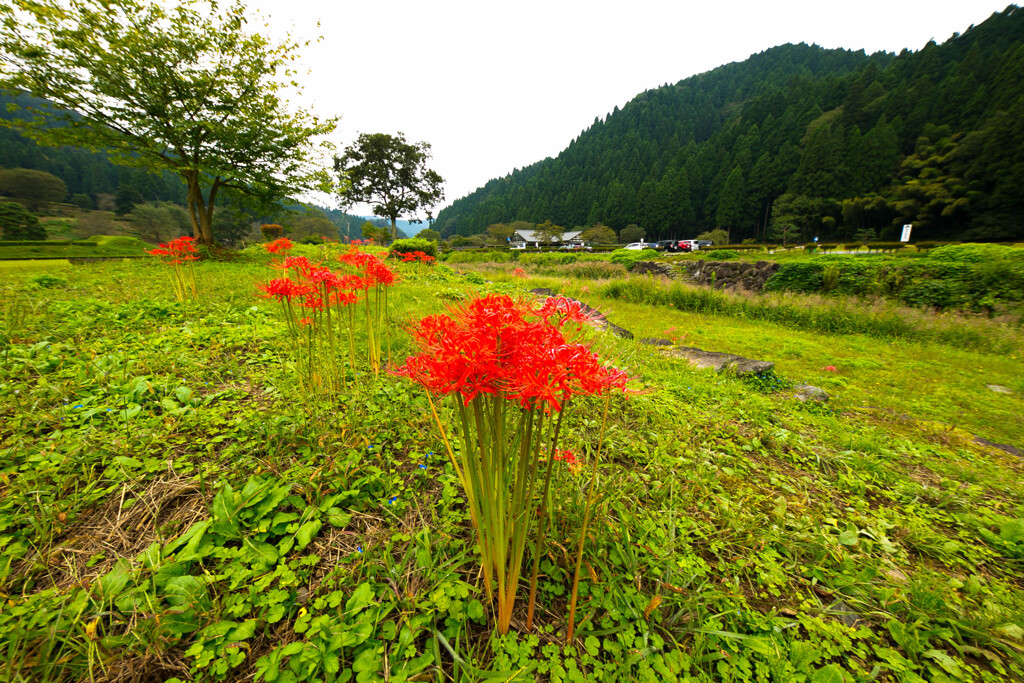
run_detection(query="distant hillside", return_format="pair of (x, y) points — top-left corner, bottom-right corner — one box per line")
(0, 92), (187, 206)
(435, 6), (1024, 243)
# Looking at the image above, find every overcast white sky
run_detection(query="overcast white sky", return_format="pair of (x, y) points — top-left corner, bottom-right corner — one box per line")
(245, 0), (1013, 219)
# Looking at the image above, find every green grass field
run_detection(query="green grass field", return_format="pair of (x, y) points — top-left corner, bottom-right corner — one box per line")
(1, 256), (1022, 682)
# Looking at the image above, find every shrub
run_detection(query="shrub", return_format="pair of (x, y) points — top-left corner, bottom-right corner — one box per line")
(0, 201), (46, 240)
(821, 264), (841, 292)
(518, 252), (578, 266)
(707, 244), (764, 251)
(929, 243), (1023, 263)
(553, 260), (626, 279)
(389, 237), (438, 259)
(609, 248), (657, 270)
(866, 242), (906, 254)
(708, 249), (739, 259)
(261, 223), (283, 240)
(818, 243), (839, 253)
(446, 250), (511, 264)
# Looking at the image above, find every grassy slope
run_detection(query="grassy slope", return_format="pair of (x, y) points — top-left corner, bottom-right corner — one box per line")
(0, 254), (1022, 682)
(0, 235), (150, 259)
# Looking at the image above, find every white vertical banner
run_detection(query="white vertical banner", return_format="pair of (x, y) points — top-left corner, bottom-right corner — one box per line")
(900, 224), (912, 242)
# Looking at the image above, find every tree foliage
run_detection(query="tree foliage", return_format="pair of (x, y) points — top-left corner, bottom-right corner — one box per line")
(334, 132), (445, 241)
(0, 0), (336, 245)
(0, 167), (67, 210)
(0, 200), (45, 239)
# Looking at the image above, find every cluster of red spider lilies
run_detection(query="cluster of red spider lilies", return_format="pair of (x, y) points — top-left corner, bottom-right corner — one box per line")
(257, 237), (397, 392)
(394, 294), (631, 635)
(146, 236), (199, 303)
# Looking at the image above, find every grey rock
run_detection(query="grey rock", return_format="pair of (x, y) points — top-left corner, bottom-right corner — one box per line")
(826, 600), (860, 627)
(793, 384), (830, 403)
(974, 436), (1022, 458)
(661, 345), (775, 377)
(527, 288), (633, 340)
(639, 337), (675, 346)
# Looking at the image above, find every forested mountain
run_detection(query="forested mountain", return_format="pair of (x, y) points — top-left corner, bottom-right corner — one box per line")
(435, 6), (1024, 243)
(0, 92), (188, 207)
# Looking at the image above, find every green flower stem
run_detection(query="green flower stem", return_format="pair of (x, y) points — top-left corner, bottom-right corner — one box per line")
(567, 394), (611, 644)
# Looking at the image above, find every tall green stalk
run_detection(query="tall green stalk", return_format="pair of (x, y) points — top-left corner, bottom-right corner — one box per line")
(566, 394), (612, 644)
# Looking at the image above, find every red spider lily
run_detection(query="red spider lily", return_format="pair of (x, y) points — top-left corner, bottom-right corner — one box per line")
(822, 365), (838, 372)
(147, 236), (199, 302)
(554, 448), (577, 464)
(364, 258), (396, 287)
(338, 249), (377, 268)
(301, 294), (324, 310)
(538, 296), (596, 328)
(331, 291), (360, 306)
(265, 237), (294, 254)
(394, 294), (628, 411)
(395, 294), (631, 636)
(513, 268), (526, 278)
(306, 266), (341, 290)
(147, 235), (199, 265)
(272, 255), (314, 272)
(257, 277), (312, 302)
(299, 316), (313, 326)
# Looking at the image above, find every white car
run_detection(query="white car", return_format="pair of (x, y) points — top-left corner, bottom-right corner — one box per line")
(623, 242), (649, 251)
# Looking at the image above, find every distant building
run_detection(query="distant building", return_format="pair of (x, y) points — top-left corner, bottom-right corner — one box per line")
(510, 229), (584, 247)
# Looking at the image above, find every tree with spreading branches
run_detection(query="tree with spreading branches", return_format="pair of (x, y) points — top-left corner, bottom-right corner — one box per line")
(0, 0), (337, 245)
(334, 132), (445, 241)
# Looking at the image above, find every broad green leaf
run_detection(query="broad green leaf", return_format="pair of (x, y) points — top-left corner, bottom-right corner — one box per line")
(243, 537), (279, 567)
(838, 529), (859, 546)
(295, 519), (322, 550)
(811, 664), (846, 683)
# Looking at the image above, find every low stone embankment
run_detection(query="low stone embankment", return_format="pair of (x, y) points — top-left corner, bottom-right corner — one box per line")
(681, 259), (780, 291)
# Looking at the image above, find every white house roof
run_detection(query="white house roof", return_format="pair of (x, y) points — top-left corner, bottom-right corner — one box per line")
(512, 229), (583, 242)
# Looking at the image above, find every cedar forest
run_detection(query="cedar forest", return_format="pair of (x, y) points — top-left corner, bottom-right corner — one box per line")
(434, 6), (1024, 244)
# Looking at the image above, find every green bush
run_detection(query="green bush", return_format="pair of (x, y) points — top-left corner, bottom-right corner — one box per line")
(445, 250), (510, 264)
(0, 201), (46, 240)
(707, 244), (763, 251)
(389, 238), (438, 259)
(929, 243), (1023, 263)
(546, 260), (626, 279)
(707, 249), (739, 259)
(518, 252), (578, 266)
(609, 248), (657, 270)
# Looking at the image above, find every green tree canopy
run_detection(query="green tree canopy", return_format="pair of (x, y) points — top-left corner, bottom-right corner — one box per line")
(0, 0), (336, 245)
(532, 220), (565, 244)
(0, 200), (45, 239)
(414, 228), (441, 242)
(581, 223), (617, 245)
(619, 224), (646, 244)
(485, 222), (515, 245)
(334, 132), (445, 241)
(0, 168), (67, 211)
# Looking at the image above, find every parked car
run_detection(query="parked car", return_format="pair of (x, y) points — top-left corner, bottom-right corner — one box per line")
(559, 243), (593, 250)
(681, 239), (714, 250)
(623, 242), (650, 251)
(655, 240), (692, 253)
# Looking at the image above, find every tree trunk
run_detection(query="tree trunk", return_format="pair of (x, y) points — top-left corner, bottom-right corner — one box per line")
(390, 217), (397, 242)
(183, 172), (218, 246)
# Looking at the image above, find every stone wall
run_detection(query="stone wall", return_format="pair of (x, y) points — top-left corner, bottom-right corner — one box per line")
(681, 259), (780, 291)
